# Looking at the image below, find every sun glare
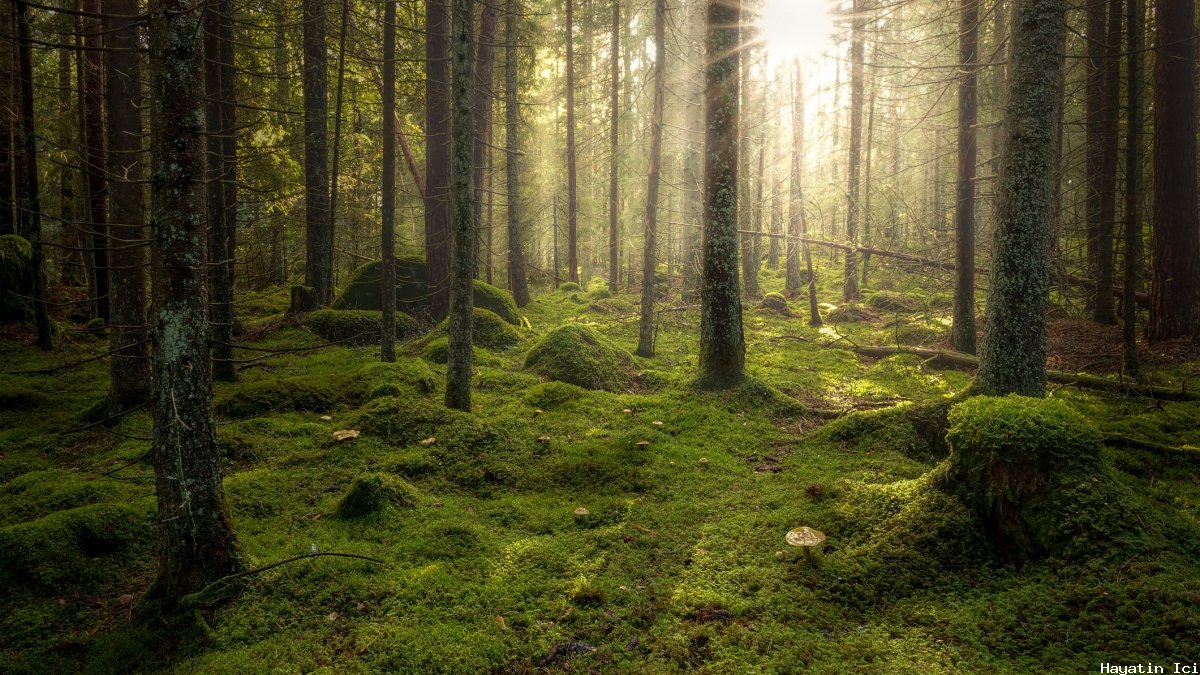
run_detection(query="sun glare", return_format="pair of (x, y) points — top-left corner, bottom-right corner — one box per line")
(757, 0), (836, 58)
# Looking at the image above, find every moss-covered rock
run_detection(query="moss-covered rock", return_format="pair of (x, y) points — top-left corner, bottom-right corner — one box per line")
(866, 290), (922, 312)
(523, 324), (636, 392)
(335, 473), (418, 518)
(939, 395), (1146, 562)
(303, 308), (416, 345)
(0, 234), (33, 321)
(332, 259), (521, 325)
(471, 281), (521, 325)
(216, 377), (342, 418)
(557, 281), (582, 292)
(357, 359), (438, 400)
(428, 308), (519, 350)
(755, 292), (795, 317)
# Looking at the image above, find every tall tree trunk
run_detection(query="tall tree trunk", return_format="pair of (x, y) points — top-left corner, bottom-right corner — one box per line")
(681, 0), (704, 296)
(738, 22), (759, 298)
(303, 0), (332, 305)
(1147, 0), (1199, 340)
(1086, 0), (1121, 323)
(1122, 0), (1142, 375)
(82, 0), (109, 321)
(472, 0), (498, 279)
(446, 0), (475, 411)
(843, 0), (865, 302)
(860, 68), (876, 288)
(147, 0), (243, 603)
(952, 0), (979, 355)
(608, 0), (620, 292)
(975, 0), (1066, 397)
(105, 0), (151, 400)
(15, 0), (51, 349)
(505, 0), (529, 307)
(0, 1), (13, 237)
(328, 0), (349, 290)
(565, 0), (579, 283)
(205, 0), (237, 381)
(381, 0), (397, 363)
(698, 0), (744, 387)
(637, 0), (666, 357)
(792, 64), (820, 327)
(57, 14), (82, 287)
(268, 13), (289, 286)
(425, 0), (452, 318)
(768, 98), (781, 270)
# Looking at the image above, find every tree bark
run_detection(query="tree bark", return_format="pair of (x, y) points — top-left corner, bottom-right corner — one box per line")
(952, 0), (979, 354)
(303, 0), (332, 306)
(472, 0), (498, 279)
(505, 0), (529, 307)
(738, 22), (759, 298)
(698, 0), (744, 387)
(565, 0), (579, 283)
(975, 0), (1066, 397)
(147, 0), (243, 602)
(15, 0), (51, 349)
(637, 0), (666, 358)
(608, 0), (620, 292)
(205, 0), (237, 381)
(425, 0), (452, 318)
(381, 0), (397, 363)
(1122, 0), (1143, 375)
(1148, 0), (1199, 340)
(842, 0), (865, 303)
(0, 0), (13, 236)
(445, 0), (475, 411)
(82, 0), (109, 321)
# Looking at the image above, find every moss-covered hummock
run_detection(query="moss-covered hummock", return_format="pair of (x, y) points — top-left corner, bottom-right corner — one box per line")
(0, 234), (33, 321)
(302, 308), (416, 345)
(557, 281), (582, 293)
(334, 473), (418, 518)
(866, 290), (923, 312)
(755, 292), (794, 317)
(523, 324), (636, 391)
(471, 281), (521, 325)
(430, 308), (519, 350)
(332, 258), (521, 325)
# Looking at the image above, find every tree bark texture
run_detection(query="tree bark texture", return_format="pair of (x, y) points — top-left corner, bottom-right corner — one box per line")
(303, 0), (332, 306)
(205, 0), (237, 381)
(637, 0), (665, 358)
(425, 0), (452, 319)
(608, 0), (620, 292)
(15, 0), (52, 349)
(381, 0), (397, 362)
(472, 0), (498, 280)
(565, 0), (579, 283)
(82, 0), (109, 321)
(445, 0), (475, 411)
(0, 1), (13, 236)
(1122, 0), (1142, 376)
(843, 0), (865, 303)
(952, 0), (979, 355)
(505, 0), (529, 307)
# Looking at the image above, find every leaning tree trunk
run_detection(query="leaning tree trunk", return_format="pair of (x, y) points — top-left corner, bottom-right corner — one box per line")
(565, 0), (579, 283)
(381, 0), (397, 363)
(445, 0), (475, 412)
(147, 0), (243, 603)
(303, 0), (332, 306)
(636, 0), (665, 358)
(1147, 0), (1199, 341)
(505, 0), (530, 307)
(698, 0), (744, 388)
(105, 0), (151, 399)
(974, 0), (1067, 397)
(425, 0), (452, 319)
(952, 0), (979, 355)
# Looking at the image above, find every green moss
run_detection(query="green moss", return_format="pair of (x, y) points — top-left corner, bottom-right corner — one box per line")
(0, 470), (125, 527)
(428, 308), (520, 350)
(755, 292), (794, 316)
(331, 256), (428, 313)
(825, 304), (879, 323)
(0, 234), (32, 321)
(0, 388), (44, 411)
(471, 281), (521, 325)
(335, 473), (418, 518)
(866, 290), (923, 312)
(357, 359), (438, 400)
(523, 381), (588, 409)
(557, 281), (582, 292)
(303, 308), (417, 346)
(216, 377), (339, 418)
(588, 287), (612, 300)
(524, 324), (636, 391)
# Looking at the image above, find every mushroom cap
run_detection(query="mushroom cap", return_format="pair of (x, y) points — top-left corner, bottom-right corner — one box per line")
(332, 429), (360, 442)
(785, 526), (826, 548)
(574, 507), (590, 517)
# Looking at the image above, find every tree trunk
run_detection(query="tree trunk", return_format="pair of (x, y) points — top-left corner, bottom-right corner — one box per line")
(445, 0), (475, 411)
(15, 0), (51, 349)
(975, 0), (1066, 397)
(303, 0), (332, 306)
(952, 0), (979, 355)
(105, 0), (150, 399)
(1085, 0), (1121, 324)
(0, 1), (13, 237)
(473, 0), (498, 279)
(785, 63), (803, 296)
(738, 22), (759, 298)
(328, 0), (350, 291)
(82, 0), (109, 321)
(57, 14), (82, 288)
(565, 0), (579, 283)
(860, 65), (876, 289)
(637, 0), (666, 358)
(698, 0), (744, 387)
(608, 0), (620, 292)
(505, 0), (530, 307)
(425, 0), (452, 319)
(1148, 0), (1199, 340)
(147, 0), (243, 602)
(205, 0), (237, 381)
(1122, 0), (1143, 375)
(843, 0), (865, 303)
(381, 0), (397, 363)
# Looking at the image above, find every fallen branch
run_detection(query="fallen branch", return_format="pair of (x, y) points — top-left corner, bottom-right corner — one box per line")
(180, 551), (390, 610)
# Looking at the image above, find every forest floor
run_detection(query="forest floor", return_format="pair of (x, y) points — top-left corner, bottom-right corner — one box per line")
(2, 265), (1199, 674)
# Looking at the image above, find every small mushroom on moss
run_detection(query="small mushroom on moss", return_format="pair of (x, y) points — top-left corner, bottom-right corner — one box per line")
(698, 457), (710, 467)
(419, 437), (436, 446)
(635, 440), (651, 448)
(332, 429), (360, 443)
(319, 415), (333, 421)
(533, 409), (544, 416)
(623, 408), (633, 414)
(574, 507), (590, 517)
(785, 526), (826, 562)
(538, 435), (552, 444)
(652, 421), (663, 427)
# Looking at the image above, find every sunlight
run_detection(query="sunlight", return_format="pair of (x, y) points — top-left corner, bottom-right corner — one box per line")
(756, 0), (836, 58)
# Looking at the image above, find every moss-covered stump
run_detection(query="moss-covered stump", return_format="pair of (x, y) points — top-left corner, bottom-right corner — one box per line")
(0, 234), (33, 321)
(334, 473), (418, 518)
(939, 395), (1143, 563)
(523, 324), (636, 391)
(755, 292), (795, 317)
(332, 258), (521, 325)
(303, 308), (416, 345)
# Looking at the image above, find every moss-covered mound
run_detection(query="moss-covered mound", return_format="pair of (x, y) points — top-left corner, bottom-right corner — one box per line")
(216, 359), (436, 418)
(939, 395), (1147, 562)
(332, 258), (521, 325)
(755, 292), (795, 317)
(303, 308), (416, 345)
(826, 303), (879, 323)
(0, 470), (123, 527)
(523, 324), (636, 391)
(866, 290), (922, 312)
(557, 281), (582, 292)
(331, 256), (428, 314)
(334, 473), (418, 518)
(428, 308), (520, 350)
(0, 234), (33, 321)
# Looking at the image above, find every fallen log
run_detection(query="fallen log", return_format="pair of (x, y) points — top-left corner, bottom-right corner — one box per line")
(848, 345), (1200, 401)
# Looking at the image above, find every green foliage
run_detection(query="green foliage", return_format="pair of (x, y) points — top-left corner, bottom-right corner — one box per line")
(335, 473), (418, 518)
(946, 395), (1103, 473)
(0, 234), (32, 321)
(523, 324), (636, 391)
(303, 308), (417, 345)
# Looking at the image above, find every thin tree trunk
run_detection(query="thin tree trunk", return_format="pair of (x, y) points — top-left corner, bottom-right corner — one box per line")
(425, 0), (452, 318)
(505, 0), (529, 306)
(445, 0), (475, 411)
(952, 0), (979, 354)
(473, 0), (498, 278)
(57, 10), (82, 287)
(15, 0), (51, 349)
(565, 0), (578, 283)
(0, 0), (13, 237)
(792, 64), (820, 327)
(861, 67), (876, 288)
(328, 0), (350, 290)
(608, 0), (619, 292)
(303, 0), (332, 305)
(82, 0), (108, 321)
(843, 0), (865, 302)
(698, 0), (744, 387)
(381, 0), (397, 362)
(637, 0), (666, 357)
(105, 0), (150, 398)
(1093, 0), (1122, 323)
(147, 0), (243, 603)
(205, 0), (237, 381)
(1122, 0), (1142, 375)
